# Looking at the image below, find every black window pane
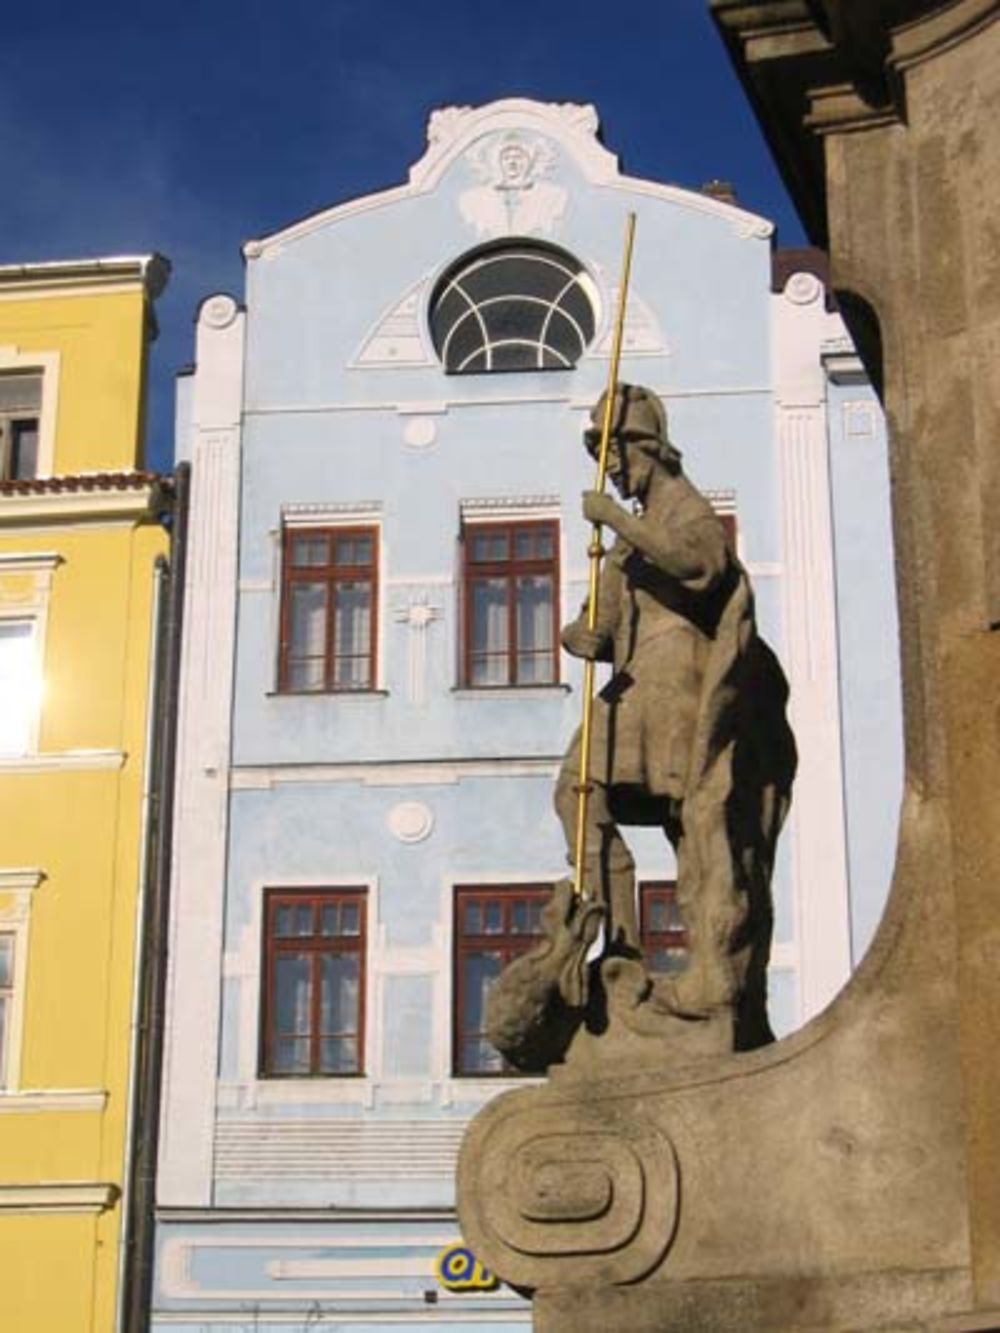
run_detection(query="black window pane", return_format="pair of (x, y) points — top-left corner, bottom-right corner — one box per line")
(0, 375), (41, 411)
(320, 1037), (359, 1074)
(462, 1038), (504, 1074)
(543, 308), (586, 362)
(513, 529), (553, 561)
(482, 901), (503, 934)
(321, 954), (360, 1037)
(292, 536), (328, 567)
(443, 311), (484, 372)
(273, 954), (311, 1038)
(490, 342), (542, 372)
(11, 421), (38, 480)
(481, 297), (548, 345)
(0, 936), (13, 988)
(470, 531), (509, 563)
(335, 535), (373, 567)
(560, 284), (597, 336)
(340, 901), (361, 936)
(462, 951), (504, 1034)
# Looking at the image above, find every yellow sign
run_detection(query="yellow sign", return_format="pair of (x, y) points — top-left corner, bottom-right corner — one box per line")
(434, 1243), (499, 1292)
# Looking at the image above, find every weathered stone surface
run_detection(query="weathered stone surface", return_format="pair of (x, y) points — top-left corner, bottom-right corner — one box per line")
(460, 5), (1000, 1328)
(485, 386), (794, 1075)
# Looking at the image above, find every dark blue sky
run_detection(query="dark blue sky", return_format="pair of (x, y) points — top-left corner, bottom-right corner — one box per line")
(1, 1), (805, 472)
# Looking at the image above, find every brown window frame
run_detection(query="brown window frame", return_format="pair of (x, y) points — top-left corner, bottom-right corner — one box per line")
(453, 883), (550, 1076)
(460, 518), (560, 688)
(639, 880), (689, 975)
(260, 888), (367, 1078)
(453, 880), (690, 1076)
(277, 525), (379, 694)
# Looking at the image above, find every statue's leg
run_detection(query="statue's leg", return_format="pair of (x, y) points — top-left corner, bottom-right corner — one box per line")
(554, 733), (639, 953)
(662, 798), (742, 1015)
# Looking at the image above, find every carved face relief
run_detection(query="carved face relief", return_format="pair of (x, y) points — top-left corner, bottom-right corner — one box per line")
(459, 132), (568, 240)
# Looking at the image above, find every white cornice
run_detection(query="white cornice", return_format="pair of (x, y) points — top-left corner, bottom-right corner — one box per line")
(0, 254), (169, 300)
(460, 494), (561, 521)
(231, 756), (562, 790)
(245, 98), (773, 257)
(0, 488), (155, 525)
(0, 1089), (107, 1113)
(0, 1182), (118, 1213)
(0, 552), (63, 572)
(0, 750), (125, 773)
(0, 869), (44, 894)
(282, 501), (382, 527)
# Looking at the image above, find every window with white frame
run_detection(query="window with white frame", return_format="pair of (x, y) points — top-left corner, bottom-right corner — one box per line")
(0, 373), (41, 481)
(0, 620), (39, 756)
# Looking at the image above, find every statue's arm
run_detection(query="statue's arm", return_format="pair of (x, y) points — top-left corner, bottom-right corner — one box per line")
(561, 548), (624, 661)
(583, 492), (728, 592)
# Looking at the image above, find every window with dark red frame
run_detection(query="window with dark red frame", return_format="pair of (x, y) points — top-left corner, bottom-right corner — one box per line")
(454, 885), (549, 1074)
(461, 520), (559, 687)
(639, 881), (688, 975)
(454, 881), (690, 1075)
(261, 889), (366, 1076)
(278, 527), (378, 693)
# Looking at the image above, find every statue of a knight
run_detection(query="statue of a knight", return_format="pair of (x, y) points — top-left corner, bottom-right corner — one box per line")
(555, 384), (796, 1050)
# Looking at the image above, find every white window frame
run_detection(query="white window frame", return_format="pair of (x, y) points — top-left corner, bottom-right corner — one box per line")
(0, 870), (43, 1091)
(0, 347), (59, 479)
(0, 552), (60, 759)
(220, 874), (380, 1109)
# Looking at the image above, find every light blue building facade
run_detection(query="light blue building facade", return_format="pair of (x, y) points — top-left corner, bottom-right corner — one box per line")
(154, 100), (901, 1328)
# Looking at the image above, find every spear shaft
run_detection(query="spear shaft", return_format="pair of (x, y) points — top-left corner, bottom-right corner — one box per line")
(573, 212), (637, 900)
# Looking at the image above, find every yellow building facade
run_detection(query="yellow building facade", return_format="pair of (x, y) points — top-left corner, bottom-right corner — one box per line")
(0, 257), (171, 1332)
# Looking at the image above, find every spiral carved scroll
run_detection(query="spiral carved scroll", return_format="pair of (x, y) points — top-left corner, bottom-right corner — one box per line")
(459, 1091), (679, 1291)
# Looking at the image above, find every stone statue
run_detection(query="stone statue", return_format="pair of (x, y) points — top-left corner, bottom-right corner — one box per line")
(486, 385), (796, 1068)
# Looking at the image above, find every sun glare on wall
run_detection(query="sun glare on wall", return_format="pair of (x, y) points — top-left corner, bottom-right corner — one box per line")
(0, 621), (41, 756)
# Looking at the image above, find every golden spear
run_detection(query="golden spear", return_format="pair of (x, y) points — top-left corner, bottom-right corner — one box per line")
(573, 211), (637, 902)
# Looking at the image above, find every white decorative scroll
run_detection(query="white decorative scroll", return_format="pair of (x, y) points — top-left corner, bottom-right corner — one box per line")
(459, 132), (568, 239)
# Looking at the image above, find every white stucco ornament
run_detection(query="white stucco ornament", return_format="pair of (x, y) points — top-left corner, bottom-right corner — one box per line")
(387, 801), (435, 843)
(784, 272), (824, 306)
(200, 294), (239, 330)
(459, 132), (568, 239)
(402, 416), (437, 449)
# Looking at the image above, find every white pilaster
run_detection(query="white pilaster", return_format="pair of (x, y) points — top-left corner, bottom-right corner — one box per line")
(158, 294), (244, 1205)
(773, 272), (853, 1020)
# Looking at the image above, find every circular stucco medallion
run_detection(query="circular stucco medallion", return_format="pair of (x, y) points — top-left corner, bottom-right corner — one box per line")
(403, 416), (438, 449)
(387, 801), (434, 843)
(784, 272), (823, 306)
(201, 294), (239, 329)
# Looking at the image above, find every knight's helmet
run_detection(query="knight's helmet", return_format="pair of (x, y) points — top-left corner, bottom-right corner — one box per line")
(585, 384), (680, 469)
